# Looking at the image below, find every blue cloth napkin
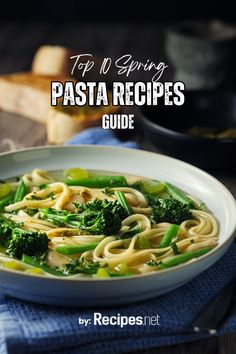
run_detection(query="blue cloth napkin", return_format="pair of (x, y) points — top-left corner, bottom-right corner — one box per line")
(0, 244), (236, 354)
(65, 127), (139, 149)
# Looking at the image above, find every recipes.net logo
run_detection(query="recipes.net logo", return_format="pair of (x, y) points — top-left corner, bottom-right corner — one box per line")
(78, 313), (160, 328)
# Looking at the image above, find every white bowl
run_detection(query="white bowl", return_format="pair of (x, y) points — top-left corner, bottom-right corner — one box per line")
(0, 145), (235, 307)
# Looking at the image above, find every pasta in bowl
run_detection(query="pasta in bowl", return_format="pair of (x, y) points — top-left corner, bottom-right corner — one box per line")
(0, 145), (235, 306)
(0, 167), (219, 278)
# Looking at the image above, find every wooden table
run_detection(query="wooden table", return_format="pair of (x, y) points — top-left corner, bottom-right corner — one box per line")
(0, 20), (235, 354)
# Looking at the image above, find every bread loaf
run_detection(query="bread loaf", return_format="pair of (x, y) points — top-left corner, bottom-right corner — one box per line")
(0, 72), (71, 123)
(0, 47), (119, 144)
(32, 45), (104, 81)
(32, 45), (76, 77)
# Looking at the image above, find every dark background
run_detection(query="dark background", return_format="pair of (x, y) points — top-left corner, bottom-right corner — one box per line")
(0, 1), (236, 22)
(0, 1), (235, 83)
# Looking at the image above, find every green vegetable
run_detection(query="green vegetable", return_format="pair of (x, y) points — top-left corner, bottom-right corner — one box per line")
(22, 255), (66, 276)
(131, 180), (166, 206)
(96, 268), (110, 278)
(138, 235), (151, 249)
(39, 184), (48, 190)
(0, 192), (15, 211)
(55, 242), (99, 255)
(40, 199), (127, 235)
(109, 263), (133, 276)
(114, 190), (133, 215)
(164, 182), (194, 207)
(77, 199), (127, 220)
(14, 180), (27, 202)
(0, 183), (11, 199)
(58, 259), (101, 275)
(114, 263), (130, 274)
(0, 215), (48, 259)
(25, 267), (45, 275)
(152, 198), (192, 225)
(160, 224), (180, 248)
(7, 230), (48, 259)
(159, 247), (213, 269)
(64, 167), (89, 180)
(132, 180), (165, 195)
(0, 215), (21, 248)
(200, 202), (208, 212)
(22, 255), (102, 276)
(2, 260), (26, 271)
(65, 176), (127, 188)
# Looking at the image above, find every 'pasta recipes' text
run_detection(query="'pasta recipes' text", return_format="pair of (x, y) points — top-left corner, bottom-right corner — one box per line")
(50, 54), (185, 130)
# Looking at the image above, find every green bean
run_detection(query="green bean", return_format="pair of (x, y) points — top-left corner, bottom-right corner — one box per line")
(159, 247), (213, 269)
(55, 242), (99, 255)
(65, 175), (127, 188)
(114, 190), (133, 215)
(164, 182), (194, 207)
(160, 224), (180, 248)
(0, 192), (15, 211)
(14, 180), (27, 202)
(22, 254), (66, 276)
(0, 183), (11, 199)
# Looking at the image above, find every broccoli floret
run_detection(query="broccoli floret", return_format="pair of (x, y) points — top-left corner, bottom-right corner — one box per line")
(78, 199), (128, 220)
(76, 199), (127, 235)
(7, 229), (48, 259)
(40, 200), (127, 236)
(0, 215), (48, 259)
(77, 208), (121, 235)
(39, 209), (70, 227)
(0, 216), (14, 247)
(152, 198), (192, 225)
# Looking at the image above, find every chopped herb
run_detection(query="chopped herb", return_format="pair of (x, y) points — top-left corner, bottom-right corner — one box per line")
(39, 184), (48, 190)
(191, 239), (195, 244)
(47, 192), (55, 200)
(25, 208), (39, 216)
(102, 187), (114, 196)
(26, 194), (42, 201)
(146, 260), (160, 266)
(200, 202), (208, 211)
(171, 242), (181, 255)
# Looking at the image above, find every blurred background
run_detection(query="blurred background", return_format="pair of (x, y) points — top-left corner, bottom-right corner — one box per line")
(1, 1), (236, 79)
(1, 1), (236, 170)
